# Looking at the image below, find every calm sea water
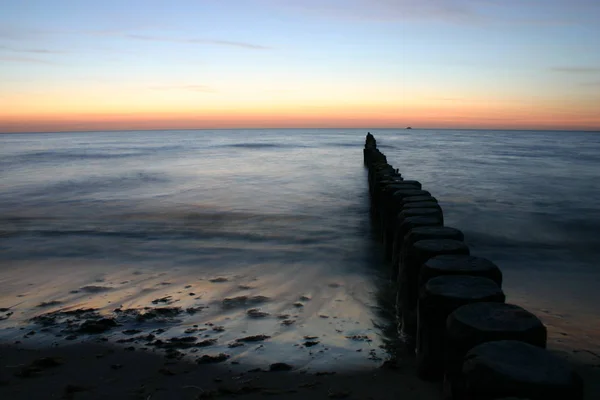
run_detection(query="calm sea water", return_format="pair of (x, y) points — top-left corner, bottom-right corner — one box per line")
(1, 129), (599, 366)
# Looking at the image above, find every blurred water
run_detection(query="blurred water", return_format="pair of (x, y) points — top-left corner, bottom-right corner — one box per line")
(0, 129), (599, 364)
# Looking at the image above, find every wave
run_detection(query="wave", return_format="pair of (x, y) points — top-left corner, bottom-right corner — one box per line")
(219, 143), (306, 149)
(0, 208), (338, 242)
(15, 172), (170, 200)
(463, 222), (600, 258)
(1, 145), (184, 165)
(0, 227), (333, 247)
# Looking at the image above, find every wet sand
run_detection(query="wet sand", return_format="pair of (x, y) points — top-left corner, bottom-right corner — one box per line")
(0, 256), (400, 368)
(1, 259), (600, 399)
(0, 341), (442, 400)
(0, 256), (444, 399)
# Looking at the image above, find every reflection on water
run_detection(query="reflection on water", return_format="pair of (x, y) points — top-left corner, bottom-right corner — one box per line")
(1, 129), (599, 368)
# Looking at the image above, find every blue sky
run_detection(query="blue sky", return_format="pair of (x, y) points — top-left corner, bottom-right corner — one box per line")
(1, 0), (599, 131)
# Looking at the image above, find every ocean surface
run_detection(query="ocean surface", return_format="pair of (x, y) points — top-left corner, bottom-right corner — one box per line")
(1, 129), (599, 369)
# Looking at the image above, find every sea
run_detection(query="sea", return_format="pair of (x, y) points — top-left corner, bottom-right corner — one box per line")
(1, 129), (599, 369)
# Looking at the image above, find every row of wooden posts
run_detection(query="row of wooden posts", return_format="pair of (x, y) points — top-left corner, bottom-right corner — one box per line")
(363, 133), (584, 400)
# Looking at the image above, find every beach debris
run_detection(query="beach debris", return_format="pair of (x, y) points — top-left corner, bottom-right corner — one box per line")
(36, 300), (62, 307)
(299, 295), (311, 301)
(368, 349), (382, 361)
(168, 336), (197, 343)
(209, 277), (229, 283)
(277, 314), (290, 319)
(280, 319), (295, 326)
(122, 329), (142, 335)
(196, 338), (217, 347)
(236, 335), (271, 343)
(212, 326), (225, 332)
(293, 302), (304, 308)
(345, 334), (372, 342)
(134, 307), (182, 321)
(185, 306), (206, 314)
(31, 308), (99, 326)
(319, 314), (330, 318)
(304, 341), (320, 347)
(151, 296), (173, 304)
(246, 308), (269, 318)
(0, 311), (13, 321)
(222, 295), (269, 309)
(197, 353), (230, 364)
(79, 285), (112, 293)
(165, 349), (184, 359)
(269, 362), (293, 371)
(78, 318), (118, 334)
(116, 334), (154, 344)
(238, 285), (253, 290)
(228, 342), (245, 348)
(151, 337), (216, 349)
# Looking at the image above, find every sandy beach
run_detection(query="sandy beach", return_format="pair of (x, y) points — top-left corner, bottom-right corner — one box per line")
(0, 342), (443, 400)
(0, 257), (443, 399)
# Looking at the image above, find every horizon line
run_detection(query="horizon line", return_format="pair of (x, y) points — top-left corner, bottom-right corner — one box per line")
(2, 127), (600, 135)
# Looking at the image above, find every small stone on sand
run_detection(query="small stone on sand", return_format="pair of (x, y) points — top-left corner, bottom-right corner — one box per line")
(269, 363), (293, 371)
(197, 353), (230, 364)
(236, 335), (271, 342)
(247, 308), (269, 318)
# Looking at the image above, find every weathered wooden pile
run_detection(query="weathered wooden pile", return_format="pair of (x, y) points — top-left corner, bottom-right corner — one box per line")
(363, 132), (584, 400)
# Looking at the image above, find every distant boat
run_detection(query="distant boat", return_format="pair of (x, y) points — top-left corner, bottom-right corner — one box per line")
(406, 126), (412, 130)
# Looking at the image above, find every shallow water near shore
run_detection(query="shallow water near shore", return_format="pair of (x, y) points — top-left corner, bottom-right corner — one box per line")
(1, 129), (599, 370)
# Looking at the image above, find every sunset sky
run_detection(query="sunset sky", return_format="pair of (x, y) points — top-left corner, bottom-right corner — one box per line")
(1, 0), (599, 132)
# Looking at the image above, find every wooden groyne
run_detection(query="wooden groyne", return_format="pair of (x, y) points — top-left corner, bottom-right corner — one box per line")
(363, 133), (584, 400)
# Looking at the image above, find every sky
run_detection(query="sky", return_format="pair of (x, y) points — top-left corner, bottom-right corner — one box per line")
(1, 0), (600, 132)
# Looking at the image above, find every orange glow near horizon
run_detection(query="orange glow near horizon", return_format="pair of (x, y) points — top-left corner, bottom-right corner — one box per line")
(2, 77), (599, 132)
(2, 107), (599, 133)
(2, 95), (599, 133)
